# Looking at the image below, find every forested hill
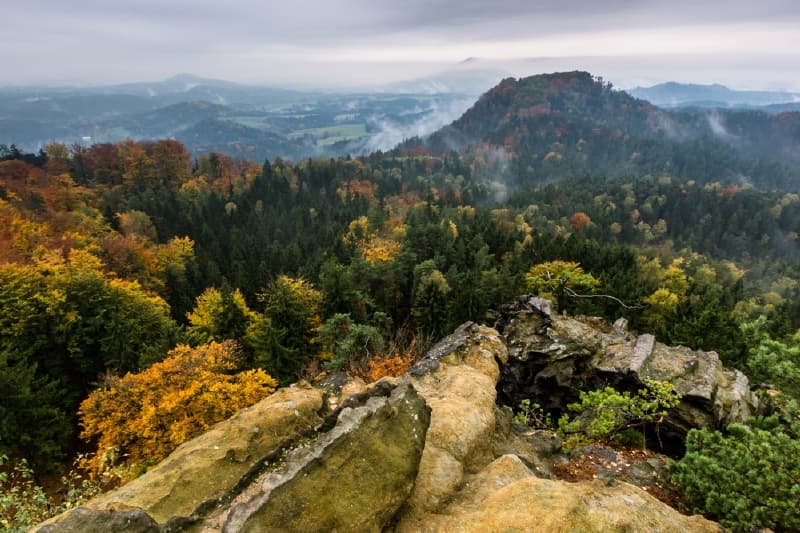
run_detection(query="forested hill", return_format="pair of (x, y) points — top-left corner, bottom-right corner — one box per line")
(420, 71), (800, 190)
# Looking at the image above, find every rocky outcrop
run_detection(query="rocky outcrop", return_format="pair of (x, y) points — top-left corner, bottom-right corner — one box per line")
(35, 381), (430, 533)
(37, 299), (745, 532)
(497, 296), (760, 447)
(396, 319), (721, 531)
(412, 455), (722, 533)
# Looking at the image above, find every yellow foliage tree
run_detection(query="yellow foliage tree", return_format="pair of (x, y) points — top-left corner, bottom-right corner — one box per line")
(662, 258), (689, 297)
(186, 286), (257, 343)
(525, 260), (600, 311)
(79, 341), (277, 473)
(343, 216), (402, 265)
(644, 288), (681, 316)
(361, 236), (401, 264)
(639, 258), (690, 329)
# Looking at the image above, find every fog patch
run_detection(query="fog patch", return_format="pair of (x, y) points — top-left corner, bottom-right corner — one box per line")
(733, 173), (753, 188)
(474, 146), (513, 203)
(356, 96), (474, 152)
(706, 111), (735, 139)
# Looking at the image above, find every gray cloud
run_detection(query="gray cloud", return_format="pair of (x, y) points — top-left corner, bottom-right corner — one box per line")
(2, 1), (799, 89)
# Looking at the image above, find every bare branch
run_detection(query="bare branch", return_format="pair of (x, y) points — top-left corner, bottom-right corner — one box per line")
(563, 287), (645, 310)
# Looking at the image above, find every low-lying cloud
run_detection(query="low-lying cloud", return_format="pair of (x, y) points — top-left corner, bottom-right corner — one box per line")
(705, 111), (736, 139)
(355, 97), (475, 153)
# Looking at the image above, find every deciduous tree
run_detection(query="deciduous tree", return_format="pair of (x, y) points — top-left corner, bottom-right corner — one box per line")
(79, 341), (277, 472)
(525, 260), (600, 311)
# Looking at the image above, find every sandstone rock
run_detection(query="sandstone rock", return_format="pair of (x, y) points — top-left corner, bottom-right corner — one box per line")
(339, 376), (368, 402)
(396, 323), (507, 531)
(613, 317), (629, 338)
(444, 454), (535, 510)
(35, 506), (159, 533)
(714, 367), (758, 425)
(312, 372), (369, 411)
(409, 321), (507, 377)
(415, 456), (722, 533)
(493, 421), (563, 477)
(34, 386), (326, 532)
(215, 381), (429, 533)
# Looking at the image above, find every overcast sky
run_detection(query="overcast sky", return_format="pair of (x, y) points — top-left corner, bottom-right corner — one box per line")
(4, 0), (799, 91)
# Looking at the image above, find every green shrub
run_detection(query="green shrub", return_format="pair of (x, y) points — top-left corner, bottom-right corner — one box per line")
(316, 313), (386, 371)
(671, 417), (800, 532)
(557, 379), (681, 448)
(512, 399), (553, 429)
(1, 455), (50, 532)
(746, 327), (800, 400)
(0, 454), (122, 531)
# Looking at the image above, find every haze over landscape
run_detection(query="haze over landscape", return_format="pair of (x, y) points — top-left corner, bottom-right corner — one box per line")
(3, 0), (799, 91)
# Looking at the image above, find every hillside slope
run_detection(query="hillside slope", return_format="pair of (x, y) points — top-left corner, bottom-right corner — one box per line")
(629, 81), (798, 108)
(422, 71), (800, 190)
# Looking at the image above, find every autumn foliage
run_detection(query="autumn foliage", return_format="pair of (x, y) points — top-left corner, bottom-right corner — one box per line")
(569, 211), (591, 232)
(366, 353), (415, 382)
(343, 216), (402, 265)
(79, 341), (277, 473)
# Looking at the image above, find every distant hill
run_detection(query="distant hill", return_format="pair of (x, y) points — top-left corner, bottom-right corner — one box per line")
(108, 73), (244, 95)
(421, 71), (800, 190)
(0, 118), (73, 146)
(101, 101), (229, 138)
(0, 75), (473, 161)
(0, 93), (159, 146)
(761, 102), (800, 114)
(430, 71), (660, 145)
(76, 74), (311, 107)
(629, 81), (799, 109)
(175, 118), (315, 162)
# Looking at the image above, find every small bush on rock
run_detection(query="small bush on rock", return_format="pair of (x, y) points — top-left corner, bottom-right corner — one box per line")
(512, 399), (553, 429)
(557, 379), (681, 448)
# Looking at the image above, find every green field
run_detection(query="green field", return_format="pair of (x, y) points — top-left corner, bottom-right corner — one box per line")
(231, 116), (272, 129)
(288, 123), (367, 145)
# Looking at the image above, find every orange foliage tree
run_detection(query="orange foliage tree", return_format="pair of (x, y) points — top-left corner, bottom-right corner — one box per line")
(569, 211), (591, 232)
(79, 341), (277, 473)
